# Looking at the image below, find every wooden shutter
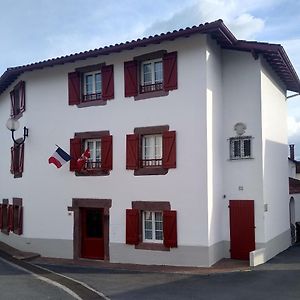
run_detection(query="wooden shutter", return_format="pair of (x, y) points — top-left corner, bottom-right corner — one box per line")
(15, 206), (23, 235)
(68, 72), (81, 105)
(10, 146), (15, 174)
(163, 210), (177, 248)
(0, 205), (2, 230)
(102, 65), (114, 100)
(163, 52), (178, 91)
(19, 81), (26, 113)
(101, 135), (113, 171)
(126, 209), (140, 245)
(7, 205), (14, 232)
(70, 138), (82, 171)
(162, 131), (176, 169)
(126, 134), (139, 170)
(124, 60), (138, 97)
(10, 90), (16, 117)
(18, 144), (24, 174)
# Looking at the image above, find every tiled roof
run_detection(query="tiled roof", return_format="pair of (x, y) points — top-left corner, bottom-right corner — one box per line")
(1, 19), (299, 94)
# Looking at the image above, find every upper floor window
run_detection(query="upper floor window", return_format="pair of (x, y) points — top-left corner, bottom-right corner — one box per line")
(140, 59), (163, 93)
(70, 131), (112, 176)
(10, 81), (25, 118)
(229, 136), (252, 160)
(142, 134), (163, 167)
(124, 51), (177, 100)
(126, 125), (176, 176)
(83, 71), (102, 101)
(68, 64), (114, 107)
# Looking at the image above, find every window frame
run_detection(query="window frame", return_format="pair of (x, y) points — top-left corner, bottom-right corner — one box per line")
(83, 70), (102, 102)
(84, 138), (101, 170)
(142, 211), (163, 243)
(70, 131), (112, 176)
(229, 136), (253, 160)
(141, 134), (163, 168)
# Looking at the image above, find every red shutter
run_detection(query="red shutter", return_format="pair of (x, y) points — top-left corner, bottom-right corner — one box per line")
(10, 90), (16, 117)
(7, 205), (14, 232)
(162, 131), (176, 169)
(18, 144), (24, 174)
(126, 209), (140, 245)
(16, 206), (23, 235)
(163, 210), (177, 248)
(102, 65), (114, 100)
(124, 60), (138, 97)
(163, 52), (177, 91)
(126, 134), (139, 170)
(70, 138), (82, 171)
(10, 147), (15, 174)
(101, 135), (113, 171)
(68, 72), (81, 105)
(19, 81), (26, 113)
(0, 205), (2, 230)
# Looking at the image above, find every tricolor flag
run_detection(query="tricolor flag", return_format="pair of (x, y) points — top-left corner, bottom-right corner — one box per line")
(77, 148), (90, 171)
(48, 146), (71, 168)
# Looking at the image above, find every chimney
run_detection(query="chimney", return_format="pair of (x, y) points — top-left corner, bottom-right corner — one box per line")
(289, 144), (295, 160)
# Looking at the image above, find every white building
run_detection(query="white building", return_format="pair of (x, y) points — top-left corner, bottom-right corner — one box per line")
(0, 20), (299, 267)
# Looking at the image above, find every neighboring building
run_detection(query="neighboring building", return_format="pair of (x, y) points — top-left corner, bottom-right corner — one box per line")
(0, 19), (299, 267)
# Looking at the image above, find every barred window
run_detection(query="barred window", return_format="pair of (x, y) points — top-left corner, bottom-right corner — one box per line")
(230, 136), (253, 159)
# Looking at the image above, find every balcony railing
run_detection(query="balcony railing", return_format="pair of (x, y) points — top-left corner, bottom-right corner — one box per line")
(140, 82), (163, 94)
(85, 161), (101, 170)
(83, 92), (102, 102)
(141, 158), (162, 168)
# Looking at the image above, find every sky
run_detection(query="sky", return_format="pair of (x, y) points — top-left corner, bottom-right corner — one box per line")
(1, 0), (300, 156)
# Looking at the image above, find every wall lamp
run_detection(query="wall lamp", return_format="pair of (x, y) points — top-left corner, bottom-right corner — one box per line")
(6, 118), (29, 145)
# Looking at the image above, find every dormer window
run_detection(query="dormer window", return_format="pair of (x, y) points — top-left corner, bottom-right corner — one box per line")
(10, 81), (25, 118)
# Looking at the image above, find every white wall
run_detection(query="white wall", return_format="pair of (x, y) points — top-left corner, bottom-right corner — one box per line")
(260, 57), (290, 242)
(222, 49), (265, 244)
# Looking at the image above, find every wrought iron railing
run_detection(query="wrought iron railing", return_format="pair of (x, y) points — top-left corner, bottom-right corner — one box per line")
(85, 161), (101, 169)
(141, 158), (162, 167)
(140, 82), (163, 94)
(83, 92), (102, 102)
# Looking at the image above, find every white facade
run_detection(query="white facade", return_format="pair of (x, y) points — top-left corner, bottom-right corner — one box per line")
(0, 22), (296, 267)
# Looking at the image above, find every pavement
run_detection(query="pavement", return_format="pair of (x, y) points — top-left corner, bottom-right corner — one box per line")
(0, 241), (249, 275)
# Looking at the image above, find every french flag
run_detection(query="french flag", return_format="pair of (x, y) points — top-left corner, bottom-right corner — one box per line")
(48, 146), (71, 168)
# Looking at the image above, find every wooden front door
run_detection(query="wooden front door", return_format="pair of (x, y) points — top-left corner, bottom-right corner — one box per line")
(229, 200), (255, 260)
(81, 208), (104, 259)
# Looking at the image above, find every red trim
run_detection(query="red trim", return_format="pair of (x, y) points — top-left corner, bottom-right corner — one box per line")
(101, 65), (114, 100)
(126, 209), (140, 245)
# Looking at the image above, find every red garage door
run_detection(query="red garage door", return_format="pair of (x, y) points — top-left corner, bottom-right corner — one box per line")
(229, 200), (255, 260)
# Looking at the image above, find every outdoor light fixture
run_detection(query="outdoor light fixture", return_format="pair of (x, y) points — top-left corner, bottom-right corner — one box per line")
(6, 118), (29, 145)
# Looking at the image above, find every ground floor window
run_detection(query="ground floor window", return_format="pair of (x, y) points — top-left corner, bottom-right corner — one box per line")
(143, 211), (163, 243)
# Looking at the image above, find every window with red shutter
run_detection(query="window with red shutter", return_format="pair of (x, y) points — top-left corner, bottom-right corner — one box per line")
(68, 64), (114, 107)
(126, 209), (140, 245)
(10, 81), (25, 118)
(13, 198), (23, 235)
(127, 126), (176, 176)
(70, 131), (112, 176)
(7, 205), (14, 232)
(126, 201), (177, 251)
(124, 51), (177, 100)
(10, 143), (24, 178)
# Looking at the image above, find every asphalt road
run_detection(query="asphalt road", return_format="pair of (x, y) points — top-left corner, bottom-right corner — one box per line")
(0, 257), (75, 300)
(34, 244), (300, 300)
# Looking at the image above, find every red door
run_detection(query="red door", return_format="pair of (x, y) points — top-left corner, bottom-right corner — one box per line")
(229, 200), (255, 260)
(81, 208), (104, 259)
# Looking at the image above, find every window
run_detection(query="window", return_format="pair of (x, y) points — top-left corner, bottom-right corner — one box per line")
(126, 125), (176, 175)
(10, 81), (25, 118)
(126, 201), (177, 250)
(10, 143), (24, 178)
(68, 64), (114, 107)
(124, 51), (177, 100)
(70, 131), (112, 176)
(12, 198), (23, 235)
(142, 134), (162, 167)
(143, 211), (163, 243)
(229, 136), (252, 159)
(83, 71), (102, 101)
